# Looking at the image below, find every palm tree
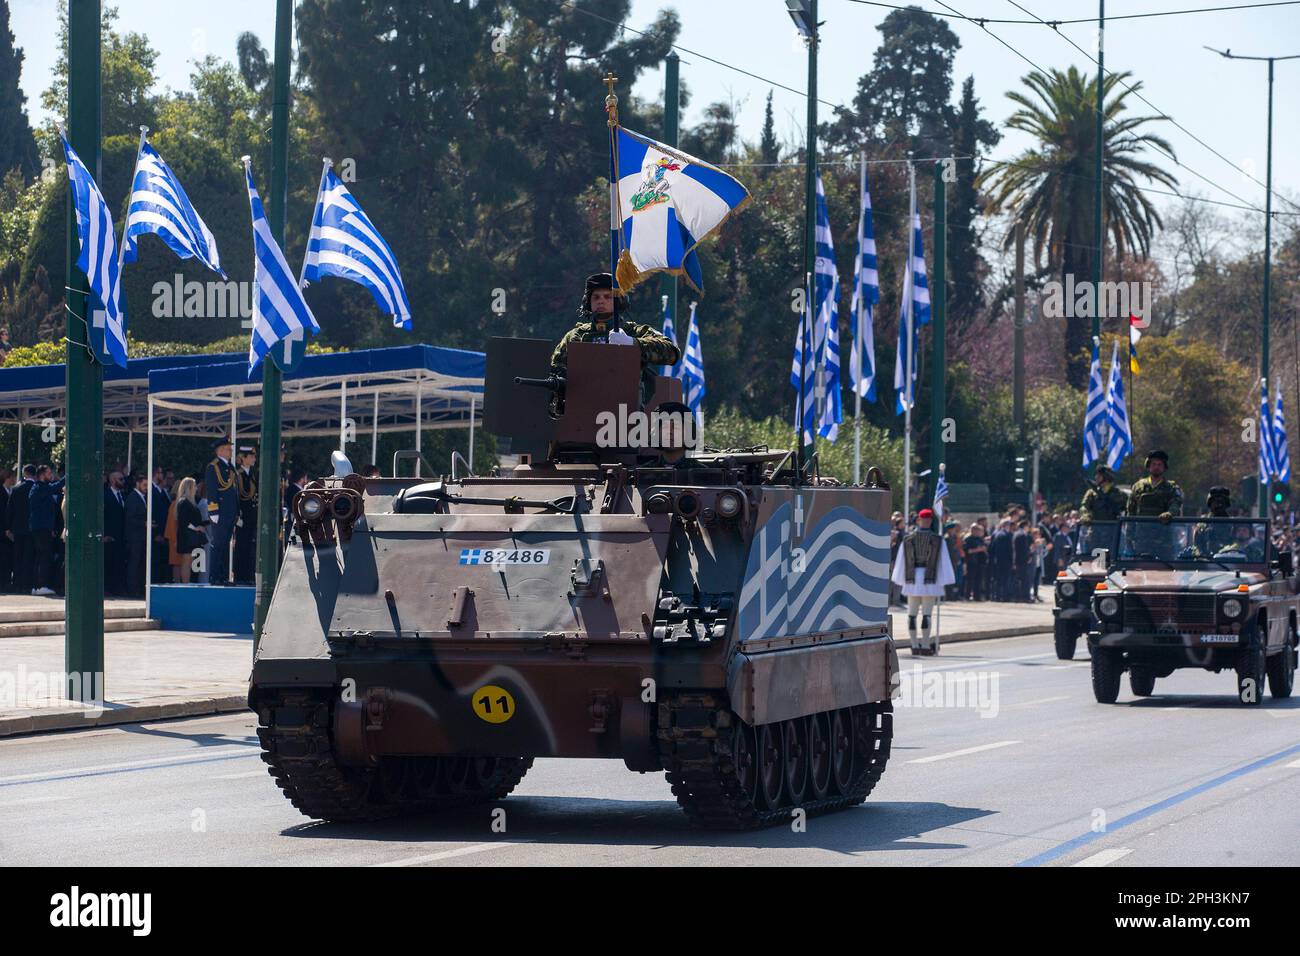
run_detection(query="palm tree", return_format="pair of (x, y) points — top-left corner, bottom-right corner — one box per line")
(982, 66), (1177, 387)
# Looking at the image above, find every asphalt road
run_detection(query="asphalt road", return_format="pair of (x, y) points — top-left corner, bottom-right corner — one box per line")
(3, 632), (1298, 867)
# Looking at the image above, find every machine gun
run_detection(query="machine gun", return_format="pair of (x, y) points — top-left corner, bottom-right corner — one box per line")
(513, 373), (566, 394)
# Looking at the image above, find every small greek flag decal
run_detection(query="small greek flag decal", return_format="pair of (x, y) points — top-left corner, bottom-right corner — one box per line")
(459, 549), (482, 565)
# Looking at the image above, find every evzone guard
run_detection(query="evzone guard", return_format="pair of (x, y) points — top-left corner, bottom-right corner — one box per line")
(891, 507), (955, 656)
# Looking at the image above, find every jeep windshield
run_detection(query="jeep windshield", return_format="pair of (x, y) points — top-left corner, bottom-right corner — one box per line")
(1115, 517), (1269, 567)
(1074, 522), (1116, 562)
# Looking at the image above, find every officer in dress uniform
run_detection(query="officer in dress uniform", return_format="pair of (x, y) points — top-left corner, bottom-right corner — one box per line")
(1079, 465), (1128, 522)
(232, 446), (258, 584)
(548, 273), (680, 415)
(204, 437), (239, 585)
(890, 508), (956, 656)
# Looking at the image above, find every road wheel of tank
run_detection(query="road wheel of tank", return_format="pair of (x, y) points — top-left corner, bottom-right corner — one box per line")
(757, 723), (784, 810)
(807, 712), (833, 800)
(782, 718), (810, 806)
(410, 757), (443, 800)
(731, 720), (758, 805)
(1236, 642), (1267, 706)
(470, 756), (534, 800)
(1090, 648), (1123, 704)
(1129, 668), (1156, 697)
(1054, 622), (1079, 661)
(830, 708), (855, 795)
(377, 756), (413, 801)
(439, 756), (472, 793)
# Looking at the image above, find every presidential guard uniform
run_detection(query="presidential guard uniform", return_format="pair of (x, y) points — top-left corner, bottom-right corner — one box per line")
(204, 437), (239, 585)
(890, 508), (956, 656)
(232, 446), (258, 584)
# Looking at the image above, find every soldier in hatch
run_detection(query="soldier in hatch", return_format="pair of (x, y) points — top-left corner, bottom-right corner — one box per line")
(1190, 486), (1235, 556)
(1080, 465), (1127, 522)
(1127, 450), (1184, 517)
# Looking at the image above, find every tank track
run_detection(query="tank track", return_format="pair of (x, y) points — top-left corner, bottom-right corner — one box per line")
(656, 691), (892, 829)
(256, 690), (532, 822)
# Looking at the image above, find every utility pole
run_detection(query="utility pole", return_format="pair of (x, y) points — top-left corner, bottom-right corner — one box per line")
(1013, 219), (1025, 440)
(254, 0), (293, 645)
(1093, 0), (1104, 348)
(929, 160), (946, 504)
(1208, 47), (1300, 518)
(660, 51), (679, 348)
(65, 0), (104, 702)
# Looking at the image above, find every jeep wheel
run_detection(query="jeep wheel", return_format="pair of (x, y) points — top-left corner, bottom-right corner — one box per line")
(1266, 645), (1295, 700)
(1091, 647), (1123, 704)
(1236, 643), (1267, 706)
(1053, 622), (1078, 661)
(1129, 668), (1156, 697)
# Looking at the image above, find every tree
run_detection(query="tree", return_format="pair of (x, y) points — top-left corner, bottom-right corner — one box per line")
(981, 66), (1177, 387)
(947, 77), (999, 331)
(0, 0), (38, 180)
(758, 90), (778, 173)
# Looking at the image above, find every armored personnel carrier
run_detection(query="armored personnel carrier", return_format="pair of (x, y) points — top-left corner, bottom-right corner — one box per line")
(1052, 521), (1114, 660)
(250, 337), (900, 828)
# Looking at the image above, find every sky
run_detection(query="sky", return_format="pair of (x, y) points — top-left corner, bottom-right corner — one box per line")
(8, 0), (1300, 218)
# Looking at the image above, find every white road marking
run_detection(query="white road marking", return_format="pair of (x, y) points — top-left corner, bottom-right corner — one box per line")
(1007, 695), (1070, 708)
(1267, 710), (1300, 719)
(371, 841), (533, 867)
(1073, 847), (1134, 867)
(908, 740), (1020, 764)
(212, 769), (268, 780)
(908, 652), (1056, 675)
(0, 794), (73, 809)
(1284, 759), (1300, 769)
(0, 746), (254, 785)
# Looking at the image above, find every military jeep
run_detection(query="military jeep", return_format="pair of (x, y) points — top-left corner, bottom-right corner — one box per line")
(1087, 516), (1299, 705)
(1052, 521), (1114, 660)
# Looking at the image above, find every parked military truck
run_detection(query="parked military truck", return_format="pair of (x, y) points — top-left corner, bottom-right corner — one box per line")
(1052, 521), (1115, 660)
(250, 337), (899, 828)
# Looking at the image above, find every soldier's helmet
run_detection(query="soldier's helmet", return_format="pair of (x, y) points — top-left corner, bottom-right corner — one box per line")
(1144, 449), (1169, 467)
(1094, 465), (1115, 483)
(1206, 485), (1231, 515)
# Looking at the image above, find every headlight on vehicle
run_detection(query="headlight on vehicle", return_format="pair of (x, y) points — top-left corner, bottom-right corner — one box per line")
(1060, 582), (1076, 598)
(1221, 597), (1244, 620)
(1098, 596), (1120, 618)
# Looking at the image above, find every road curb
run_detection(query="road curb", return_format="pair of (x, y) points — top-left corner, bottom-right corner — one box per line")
(0, 693), (249, 738)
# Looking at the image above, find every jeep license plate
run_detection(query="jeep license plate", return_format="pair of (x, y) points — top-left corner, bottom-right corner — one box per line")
(459, 548), (550, 566)
(1197, 633), (1238, 644)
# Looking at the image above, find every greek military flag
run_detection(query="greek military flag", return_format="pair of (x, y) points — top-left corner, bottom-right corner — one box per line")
(1260, 379), (1278, 482)
(813, 171), (843, 441)
(609, 125), (750, 295)
(848, 156), (879, 403)
(122, 136), (224, 277)
(682, 301), (705, 430)
(59, 131), (127, 367)
(1082, 338), (1107, 469)
(659, 295), (682, 379)
(933, 469), (949, 520)
(302, 161), (412, 330)
(243, 157), (320, 376)
(1105, 340), (1132, 470)
(792, 275), (817, 447)
(1274, 387), (1291, 483)
(893, 208), (930, 415)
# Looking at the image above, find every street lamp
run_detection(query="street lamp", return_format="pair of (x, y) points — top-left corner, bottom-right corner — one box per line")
(785, 0), (814, 37)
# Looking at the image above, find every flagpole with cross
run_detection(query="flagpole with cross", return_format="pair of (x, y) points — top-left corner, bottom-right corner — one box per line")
(604, 72), (625, 335)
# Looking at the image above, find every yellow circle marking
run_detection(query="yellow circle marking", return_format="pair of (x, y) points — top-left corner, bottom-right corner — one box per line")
(472, 685), (516, 724)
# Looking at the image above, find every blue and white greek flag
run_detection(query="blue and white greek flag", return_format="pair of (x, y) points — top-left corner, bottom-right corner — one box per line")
(302, 164), (412, 330)
(814, 171), (842, 442)
(792, 278), (817, 447)
(659, 295), (682, 379)
(1082, 338), (1107, 469)
(893, 209), (930, 415)
(848, 157), (879, 403)
(682, 301), (705, 430)
(933, 470), (949, 520)
(243, 158), (320, 377)
(59, 132), (126, 367)
(1105, 340), (1132, 470)
(122, 141), (224, 277)
(610, 126), (750, 294)
(1274, 386), (1291, 483)
(1260, 378), (1278, 482)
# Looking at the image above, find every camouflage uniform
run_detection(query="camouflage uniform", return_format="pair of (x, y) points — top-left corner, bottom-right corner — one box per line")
(1080, 484), (1128, 522)
(549, 320), (680, 377)
(1126, 476), (1184, 516)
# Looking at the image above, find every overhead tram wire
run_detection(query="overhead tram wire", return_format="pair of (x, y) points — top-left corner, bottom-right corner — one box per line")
(1002, 0), (1300, 217)
(560, 0), (1293, 223)
(841, 0), (1300, 25)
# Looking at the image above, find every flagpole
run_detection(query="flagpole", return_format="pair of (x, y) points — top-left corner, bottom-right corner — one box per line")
(298, 158), (332, 288)
(604, 72), (624, 335)
(903, 157), (915, 520)
(854, 151), (864, 485)
(117, 125), (148, 273)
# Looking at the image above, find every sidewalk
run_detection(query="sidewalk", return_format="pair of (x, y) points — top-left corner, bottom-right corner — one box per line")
(0, 600), (1055, 738)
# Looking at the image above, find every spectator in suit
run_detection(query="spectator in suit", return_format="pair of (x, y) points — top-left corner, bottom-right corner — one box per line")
(103, 470), (127, 595)
(962, 522), (988, 601)
(150, 467), (170, 583)
(1012, 519), (1032, 603)
(6, 464), (36, 593)
(282, 467), (307, 556)
(125, 474), (150, 597)
(988, 519), (1012, 602)
(0, 469), (13, 592)
(28, 465), (66, 596)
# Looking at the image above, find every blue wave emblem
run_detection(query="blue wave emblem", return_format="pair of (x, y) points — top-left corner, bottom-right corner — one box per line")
(737, 503), (890, 643)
